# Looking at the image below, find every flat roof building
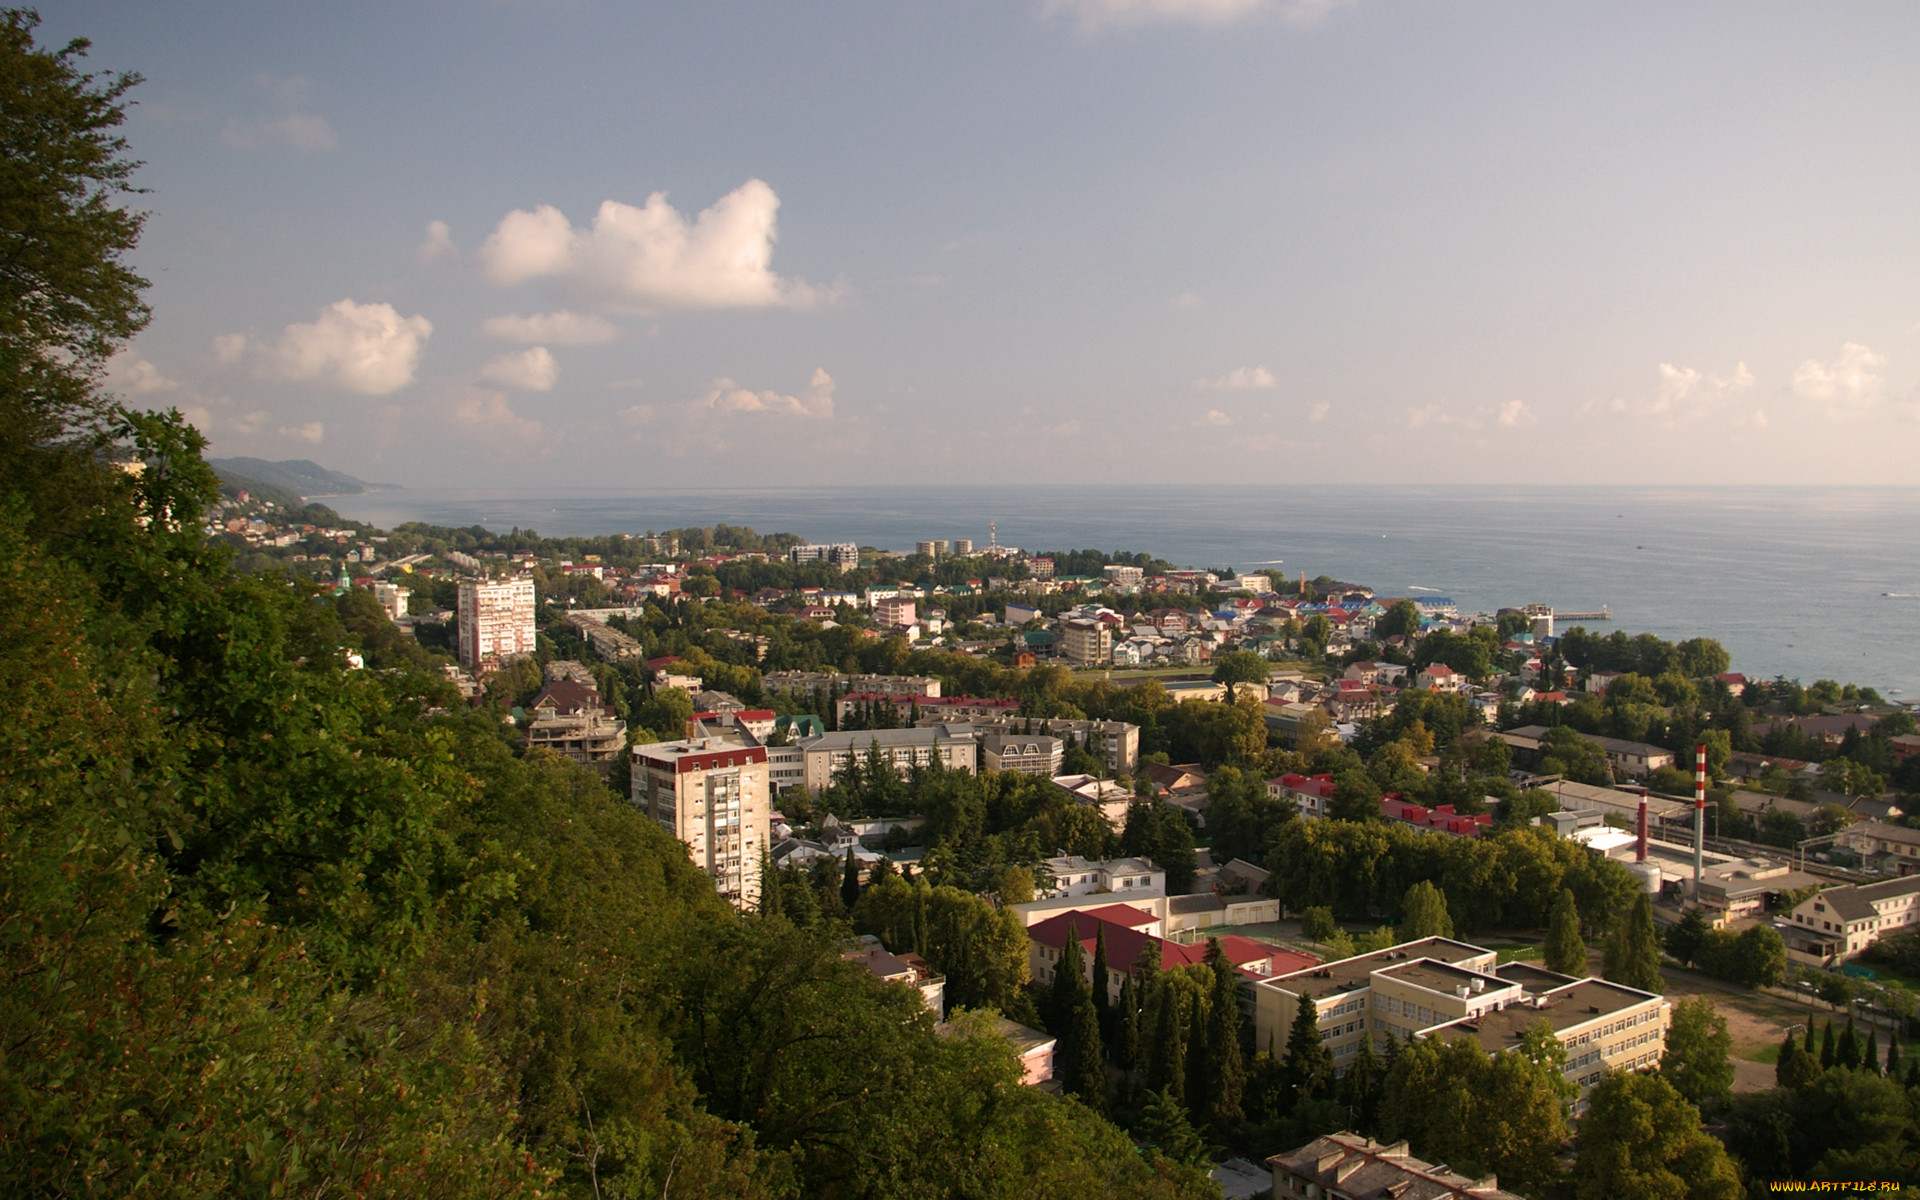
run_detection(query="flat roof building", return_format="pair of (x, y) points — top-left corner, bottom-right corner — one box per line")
(631, 730), (770, 910)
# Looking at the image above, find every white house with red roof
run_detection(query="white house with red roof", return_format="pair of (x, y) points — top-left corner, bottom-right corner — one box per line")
(1414, 663), (1465, 692)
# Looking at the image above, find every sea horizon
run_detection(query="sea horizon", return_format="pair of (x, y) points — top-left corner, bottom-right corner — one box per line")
(325, 483), (1920, 700)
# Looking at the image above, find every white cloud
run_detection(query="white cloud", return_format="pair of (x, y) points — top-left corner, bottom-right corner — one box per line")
(221, 113), (339, 152)
(1585, 360), (1755, 424)
(105, 353), (178, 395)
(1172, 291), (1204, 309)
(1493, 399), (1535, 427)
(1792, 342), (1886, 415)
(1307, 401), (1330, 422)
(1041, 0), (1351, 29)
(237, 299), (432, 395)
(417, 220), (458, 265)
(278, 421), (325, 443)
(1197, 408), (1234, 426)
(694, 367), (836, 419)
(451, 387), (544, 441)
(479, 346), (558, 392)
(477, 179), (825, 313)
(1198, 365), (1276, 390)
(480, 310), (619, 345)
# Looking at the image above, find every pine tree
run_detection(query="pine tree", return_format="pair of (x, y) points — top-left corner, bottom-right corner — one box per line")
(1820, 1020), (1836, 1068)
(1282, 993), (1330, 1103)
(1204, 941), (1247, 1136)
(1864, 1030), (1881, 1075)
(1544, 888), (1585, 975)
(1601, 892), (1665, 994)
(839, 847), (862, 912)
(1138, 1086), (1208, 1167)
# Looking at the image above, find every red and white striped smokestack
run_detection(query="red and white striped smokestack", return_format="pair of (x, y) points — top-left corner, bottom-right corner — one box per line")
(1636, 794), (1649, 862)
(1694, 743), (1708, 895)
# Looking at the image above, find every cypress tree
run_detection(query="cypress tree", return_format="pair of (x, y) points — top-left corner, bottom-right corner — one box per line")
(1544, 888), (1585, 976)
(1774, 1032), (1801, 1088)
(1091, 925), (1112, 1031)
(1204, 942), (1247, 1135)
(1838, 1015), (1862, 1070)
(1804, 1016), (1817, 1055)
(1602, 892), (1665, 994)
(1906, 1059), (1920, 1089)
(1114, 972), (1139, 1070)
(1888, 1031), (1902, 1077)
(757, 847), (782, 917)
(1148, 982), (1187, 1100)
(1051, 922), (1105, 1108)
(1184, 990), (1212, 1119)
(840, 847), (862, 912)
(1343, 1030), (1382, 1130)
(1821, 1021), (1837, 1068)
(1051, 920), (1086, 1028)
(1864, 1030), (1881, 1075)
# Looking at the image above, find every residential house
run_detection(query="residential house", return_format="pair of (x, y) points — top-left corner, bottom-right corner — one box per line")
(843, 935), (945, 1015)
(1270, 1133), (1525, 1200)
(1785, 874), (1920, 961)
(1040, 855), (1164, 898)
(1413, 664), (1465, 693)
(630, 729), (771, 909)
(1269, 772), (1337, 820)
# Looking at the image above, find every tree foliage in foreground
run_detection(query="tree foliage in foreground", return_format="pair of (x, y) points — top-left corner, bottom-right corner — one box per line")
(0, 17), (1216, 1197)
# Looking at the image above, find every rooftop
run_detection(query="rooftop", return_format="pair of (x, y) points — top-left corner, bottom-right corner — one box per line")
(1268, 937), (1490, 999)
(1424, 976), (1662, 1055)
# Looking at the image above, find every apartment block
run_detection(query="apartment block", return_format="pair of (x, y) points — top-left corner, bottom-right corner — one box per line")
(873, 596), (917, 627)
(789, 542), (859, 571)
(630, 731), (771, 909)
(762, 671), (942, 699)
(457, 577), (537, 669)
(970, 715), (1139, 774)
(981, 733), (1064, 776)
(371, 580), (410, 621)
(799, 725), (978, 792)
(1060, 618), (1112, 666)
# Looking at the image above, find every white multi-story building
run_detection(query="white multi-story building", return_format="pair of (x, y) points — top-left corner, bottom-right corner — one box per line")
(1785, 875), (1920, 961)
(1060, 618), (1111, 666)
(631, 730), (771, 909)
(456, 578), (537, 669)
(790, 543), (859, 571)
(371, 580), (410, 621)
(1040, 855), (1164, 898)
(799, 726), (979, 793)
(1253, 941), (1669, 1107)
(981, 733), (1064, 776)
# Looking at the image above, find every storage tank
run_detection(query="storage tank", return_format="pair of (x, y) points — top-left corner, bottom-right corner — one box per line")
(1627, 859), (1663, 894)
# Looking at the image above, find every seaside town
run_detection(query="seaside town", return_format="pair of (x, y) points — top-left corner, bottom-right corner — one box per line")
(204, 466), (1920, 1198)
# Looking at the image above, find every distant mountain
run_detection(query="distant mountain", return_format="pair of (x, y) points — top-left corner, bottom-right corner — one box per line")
(208, 458), (397, 499)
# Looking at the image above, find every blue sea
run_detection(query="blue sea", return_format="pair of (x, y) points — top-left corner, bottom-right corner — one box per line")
(326, 485), (1920, 699)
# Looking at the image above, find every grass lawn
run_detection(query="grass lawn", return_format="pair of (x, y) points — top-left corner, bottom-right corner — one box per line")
(1495, 944), (1544, 964)
(1744, 1043), (1781, 1064)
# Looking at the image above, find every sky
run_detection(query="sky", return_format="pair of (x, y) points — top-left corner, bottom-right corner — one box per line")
(44, 1), (1920, 486)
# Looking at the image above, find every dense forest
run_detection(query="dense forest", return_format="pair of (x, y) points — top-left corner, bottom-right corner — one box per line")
(0, 15), (1215, 1197)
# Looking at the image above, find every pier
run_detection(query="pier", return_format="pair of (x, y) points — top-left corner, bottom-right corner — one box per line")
(1556, 605), (1611, 622)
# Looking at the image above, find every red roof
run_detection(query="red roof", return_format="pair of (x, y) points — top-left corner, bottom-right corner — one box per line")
(1027, 908), (1313, 977)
